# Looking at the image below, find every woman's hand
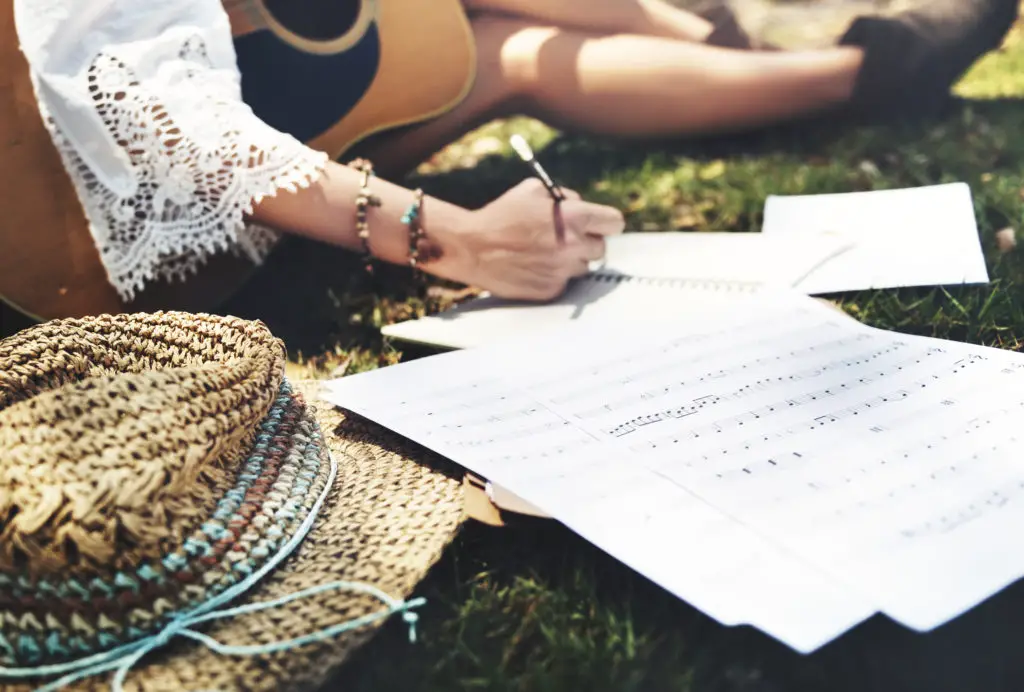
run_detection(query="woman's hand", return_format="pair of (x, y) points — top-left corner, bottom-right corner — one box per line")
(431, 179), (625, 301)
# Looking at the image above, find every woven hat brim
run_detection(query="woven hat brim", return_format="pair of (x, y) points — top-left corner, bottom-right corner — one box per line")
(10, 380), (465, 692)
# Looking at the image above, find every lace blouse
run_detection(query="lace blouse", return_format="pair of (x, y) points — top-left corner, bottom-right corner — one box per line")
(13, 0), (330, 300)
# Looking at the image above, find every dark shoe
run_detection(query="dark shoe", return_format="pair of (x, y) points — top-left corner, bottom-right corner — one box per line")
(839, 0), (1019, 119)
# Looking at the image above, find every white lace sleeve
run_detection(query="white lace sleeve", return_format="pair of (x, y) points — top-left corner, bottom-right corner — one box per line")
(13, 0), (330, 301)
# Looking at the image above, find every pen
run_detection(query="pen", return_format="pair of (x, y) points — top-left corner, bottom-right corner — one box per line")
(510, 134), (566, 202)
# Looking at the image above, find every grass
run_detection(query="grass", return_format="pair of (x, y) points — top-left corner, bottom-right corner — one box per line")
(271, 19), (1024, 687)
(244, 11), (1024, 375)
(214, 12), (1024, 692)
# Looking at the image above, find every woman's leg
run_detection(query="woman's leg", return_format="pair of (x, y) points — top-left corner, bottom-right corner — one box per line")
(352, 16), (862, 175)
(462, 0), (715, 43)
(503, 23), (863, 135)
(354, 0), (1017, 177)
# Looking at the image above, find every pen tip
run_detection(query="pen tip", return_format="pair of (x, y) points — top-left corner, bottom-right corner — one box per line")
(509, 134), (533, 162)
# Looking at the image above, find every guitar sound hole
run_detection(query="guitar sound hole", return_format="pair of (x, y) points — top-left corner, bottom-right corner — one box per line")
(261, 0), (362, 42)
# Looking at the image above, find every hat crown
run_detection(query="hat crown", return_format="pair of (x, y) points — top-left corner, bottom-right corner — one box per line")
(0, 313), (285, 579)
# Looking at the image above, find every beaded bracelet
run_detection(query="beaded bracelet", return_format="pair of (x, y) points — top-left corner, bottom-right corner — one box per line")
(350, 158), (381, 274)
(402, 188), (427, 277)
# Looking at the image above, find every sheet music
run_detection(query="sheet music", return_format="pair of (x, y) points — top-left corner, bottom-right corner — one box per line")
(323, 292), (1024, 651)
(762, 183), (990, 293)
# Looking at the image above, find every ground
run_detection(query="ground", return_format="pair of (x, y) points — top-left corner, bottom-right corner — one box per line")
(255, 6), (1024, 688)
(251, 2), (1024, 385)
(221, 6), (1024, 691)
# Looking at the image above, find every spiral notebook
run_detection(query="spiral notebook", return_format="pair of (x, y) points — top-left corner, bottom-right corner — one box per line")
(381, 232), (853, 350)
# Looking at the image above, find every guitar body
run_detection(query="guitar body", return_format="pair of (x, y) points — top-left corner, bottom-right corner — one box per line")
(0, 0), (475, 322)
(234, 0), (476, 161)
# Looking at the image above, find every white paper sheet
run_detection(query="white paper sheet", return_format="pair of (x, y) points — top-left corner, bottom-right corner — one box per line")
(762, 183), (990, 293)
(381, 231), (853, 350)
(380, 278), (764, 350)
(323, 291), (1024, 652)
(594, 231), (855, 284)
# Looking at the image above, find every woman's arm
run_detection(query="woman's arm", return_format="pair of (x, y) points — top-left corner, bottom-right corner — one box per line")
(14, 0), (624, 304)
(252, 159), (626, 301)
(251, 160), (473, 278)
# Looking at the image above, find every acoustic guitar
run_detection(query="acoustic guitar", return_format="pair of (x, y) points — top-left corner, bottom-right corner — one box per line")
(0, 0), (475, 322)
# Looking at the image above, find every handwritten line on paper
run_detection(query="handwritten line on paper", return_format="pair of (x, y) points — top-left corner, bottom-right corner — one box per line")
(323, 292), (1024, 651)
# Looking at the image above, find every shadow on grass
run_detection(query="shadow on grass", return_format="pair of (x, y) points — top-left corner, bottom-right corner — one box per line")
(326, 96), (1024, 691)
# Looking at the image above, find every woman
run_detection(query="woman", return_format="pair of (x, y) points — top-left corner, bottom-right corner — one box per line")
(11, 0), (1017, 309)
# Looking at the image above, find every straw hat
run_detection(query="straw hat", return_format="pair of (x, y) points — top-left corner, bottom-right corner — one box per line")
(0, 312), (465, 691)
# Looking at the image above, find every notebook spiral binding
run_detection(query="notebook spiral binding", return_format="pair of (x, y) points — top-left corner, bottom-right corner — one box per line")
(587, 271), (762, 292)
